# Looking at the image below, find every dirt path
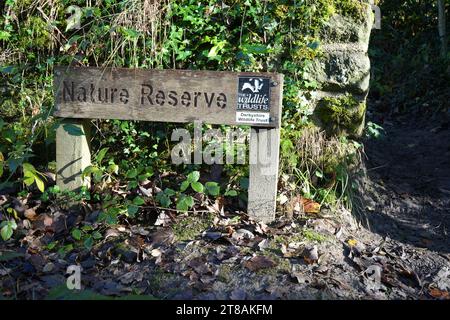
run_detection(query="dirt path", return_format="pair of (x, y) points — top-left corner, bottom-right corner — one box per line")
(362, 112), (450, 253)
(350, 110), (450, 298)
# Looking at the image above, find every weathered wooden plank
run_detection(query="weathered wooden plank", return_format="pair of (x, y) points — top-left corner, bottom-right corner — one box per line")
(247, 80), (283, 222)
(248, 128), (281, 222)
(54, 66), (283, 128)
(56, 119), (91, 191)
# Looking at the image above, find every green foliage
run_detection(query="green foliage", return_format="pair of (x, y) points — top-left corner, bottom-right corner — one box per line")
(370, 0), (450, 113)
(22, 162), (45, 192)
(71, 224), (102, 250)
(365, 121), (385, 139)
(0, 0), (372, 223)
(180, 171), (202, 193)
(155, 171), (221, 212)
(0, 219), (17, 241)
(279, 126), (362, 208)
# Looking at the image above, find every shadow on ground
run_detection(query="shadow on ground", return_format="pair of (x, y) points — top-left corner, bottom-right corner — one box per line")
(357, 112), (450, 254)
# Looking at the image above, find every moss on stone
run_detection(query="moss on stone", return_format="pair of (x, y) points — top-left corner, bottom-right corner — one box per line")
(333, 0), (368, 22)
(314, 94), (366, 137)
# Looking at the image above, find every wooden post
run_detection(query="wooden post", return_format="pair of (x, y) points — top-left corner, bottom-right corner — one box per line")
(248, 127), (281, 223)
(56, 119), (91, 191)
(247, 78), (283, 223)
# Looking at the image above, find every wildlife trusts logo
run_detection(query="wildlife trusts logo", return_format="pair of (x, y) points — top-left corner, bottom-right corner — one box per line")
(237, 77), (270, 112)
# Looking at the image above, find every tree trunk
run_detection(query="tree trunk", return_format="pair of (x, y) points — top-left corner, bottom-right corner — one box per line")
(438, 0), (447, 57)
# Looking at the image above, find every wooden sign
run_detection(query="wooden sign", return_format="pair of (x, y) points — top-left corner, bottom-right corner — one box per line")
(54, 66), (283, 128)
(54, 66), (284, 222)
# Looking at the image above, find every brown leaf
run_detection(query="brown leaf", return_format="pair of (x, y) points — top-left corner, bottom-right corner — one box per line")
(244, 255), (276, 272)
(255, 222), (269, 235)
(43, 215), (53, 227)
(187, 257), (209, 274)
(24, 208), (37, 221)
(151, 228), (175, 247)
(207, 197), (225, 214)
(288, 196), (321, 215)
(300, 197), (321, 214)
(429, 288), (450, 300)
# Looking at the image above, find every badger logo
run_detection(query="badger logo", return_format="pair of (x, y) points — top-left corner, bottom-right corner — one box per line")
(241, 78), (264, 93)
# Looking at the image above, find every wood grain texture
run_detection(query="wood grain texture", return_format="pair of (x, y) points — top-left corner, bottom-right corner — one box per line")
(56, 119), (91, 191)
(54, 66), (283, 128)
(247, 131), (281, 223)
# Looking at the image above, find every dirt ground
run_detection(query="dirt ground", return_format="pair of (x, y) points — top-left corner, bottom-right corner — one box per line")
(1, 107), (450, 300)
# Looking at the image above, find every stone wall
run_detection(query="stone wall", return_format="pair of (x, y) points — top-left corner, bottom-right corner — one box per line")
(307, 2), (374, 137)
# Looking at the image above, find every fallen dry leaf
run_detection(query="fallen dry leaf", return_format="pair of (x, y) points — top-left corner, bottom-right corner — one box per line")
(24, 208), (37, 221)
(301, 197), (321, 214)
(347, 239), (358, 247)
(255, 222), (269, 235)
(43, 215), (53, 227)
(289, 196), (321, 215)
(151, 248), (162, 257)
(429, 288), (450, 300)
(244, 255), (276, 272)
(154, 212), (171, 226)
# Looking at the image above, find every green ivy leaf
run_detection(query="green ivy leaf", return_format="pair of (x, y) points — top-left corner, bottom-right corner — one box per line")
(242, 44), (269, 54)
(92, 231), (102, 240)
(62, 124), (84, 136)
(82, 165), (97, 176)
(185, 196), (194, 208)
(127, 205), (139, 217)
(83, 236), (93, 250)
(176, 198), (188, 212)
(164, 188), (176, 197)
(187, 171), (200, 183)
(205, 182), (220, 196)
(71, 228), (82, 241)
(180, 180), (190, 192)
(23, 174), (35, 186)
(93, 169), (103, 183)
(46, 241), (58, 251)
(0, 220), (17, 241)
(107, 164), (119, 175)
(240, 177), (249, 190)
(96, 147), (109, 164)
(191, 181), (204, 193)
(35, 176), (45, 193)
(133, 196), (145, 206)
(224, 190), (238, 197)
(81, 225), (93, 232)
(126, 168), (138, 179)
(156, 193), (171, 208)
